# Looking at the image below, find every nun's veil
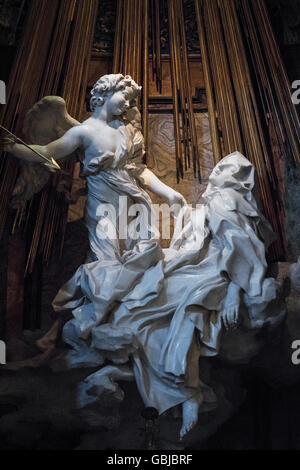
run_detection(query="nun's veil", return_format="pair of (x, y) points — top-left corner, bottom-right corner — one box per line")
(202, 151), (275, 249)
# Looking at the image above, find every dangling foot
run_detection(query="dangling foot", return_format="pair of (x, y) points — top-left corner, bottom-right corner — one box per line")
(180, 392), (203, 440)
(36, 319), (62, 352)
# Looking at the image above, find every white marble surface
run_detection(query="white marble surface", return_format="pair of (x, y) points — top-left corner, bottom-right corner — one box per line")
(2, 74), (287, 439)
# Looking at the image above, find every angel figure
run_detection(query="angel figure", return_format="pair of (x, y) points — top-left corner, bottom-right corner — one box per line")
(2, 73), (186, 329)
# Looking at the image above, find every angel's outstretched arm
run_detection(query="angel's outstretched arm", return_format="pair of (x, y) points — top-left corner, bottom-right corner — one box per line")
(137, 167), (186, 207)
(3, 126), (82, 163)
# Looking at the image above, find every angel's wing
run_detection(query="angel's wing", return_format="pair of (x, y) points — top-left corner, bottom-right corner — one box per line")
(12, 96), (80, 207)
(23, 96), (79, 145)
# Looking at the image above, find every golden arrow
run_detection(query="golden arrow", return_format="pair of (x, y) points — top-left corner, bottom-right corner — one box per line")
(0, 124), (61, 171)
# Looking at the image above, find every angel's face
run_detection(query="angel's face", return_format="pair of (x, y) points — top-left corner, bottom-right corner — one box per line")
(106, 86), (134, 116)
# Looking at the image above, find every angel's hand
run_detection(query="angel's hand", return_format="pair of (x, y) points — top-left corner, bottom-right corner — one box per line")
(167, 190), (186, 207)
(167, 190), (187, 218)
(43, 160), (61, 173)
(0, 136), (15, 153)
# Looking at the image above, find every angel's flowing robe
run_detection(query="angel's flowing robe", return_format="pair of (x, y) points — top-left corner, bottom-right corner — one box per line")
(53, 140), (285, 413)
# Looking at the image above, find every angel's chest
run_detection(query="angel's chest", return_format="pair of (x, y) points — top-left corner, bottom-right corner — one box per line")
(89, 128), (123, 154)
(83, 124), (133, 171)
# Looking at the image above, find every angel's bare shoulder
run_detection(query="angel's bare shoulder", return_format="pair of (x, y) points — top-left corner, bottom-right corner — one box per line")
(71, 121), (94, 145)
(63, 123), (89, 143)
(75, 119), (112, 148)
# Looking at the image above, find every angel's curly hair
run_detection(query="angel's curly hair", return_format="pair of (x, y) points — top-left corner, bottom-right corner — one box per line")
(90, 74), (141, 112)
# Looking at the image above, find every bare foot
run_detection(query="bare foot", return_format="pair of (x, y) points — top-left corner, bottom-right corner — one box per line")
(36, 319), (62, 352)
(180, 391), (203, 440)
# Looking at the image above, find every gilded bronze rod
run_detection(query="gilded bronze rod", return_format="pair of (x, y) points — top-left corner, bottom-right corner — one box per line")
(173, 0), (191, 171)
(27, 0), (99, 270)
(176, 0), (201, 180)
(142, 0), (149, 153)
(252, 0), (300, 165)
(140, 0), (143, 83)
(238, 1), (285, 154)
(123, 0), (128, 74)
(208, 1), (229, 149)
(136, 0), (142, 85)
(113, 0), (122, 73)
(127, 0), (132, 76)
(220, 3), (269, 182)
(124, 0), (131, 75)
(155, 0), (161, 93)
(220, 0), (284, 258)
(171, 0), (186, 175)
(39, 1), (76, 96)
(204, 1), (229, 155)
(0, 1), (47, 241)
(216, 0), (242, 152)
(120, 1), (127, 73)
(207, 0), (243, 154)
(25, 190), (47, 274)
(129, 0), (135, 77)
(242, 0), (289, 172)
(168, 0), (183, 180)
(237, 0), (292, 256)
(194, 0), (221, 163)
(170, 0), (184, 165)
(223, 0), (277, 193)
(174, 0), (191, 170)
(131, 0), (137, 80)
(151, 0), (156, 81)
(171, 0), (190, 172)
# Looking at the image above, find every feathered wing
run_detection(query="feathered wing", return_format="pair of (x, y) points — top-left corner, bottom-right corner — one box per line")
(12, 96), (81, 207)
